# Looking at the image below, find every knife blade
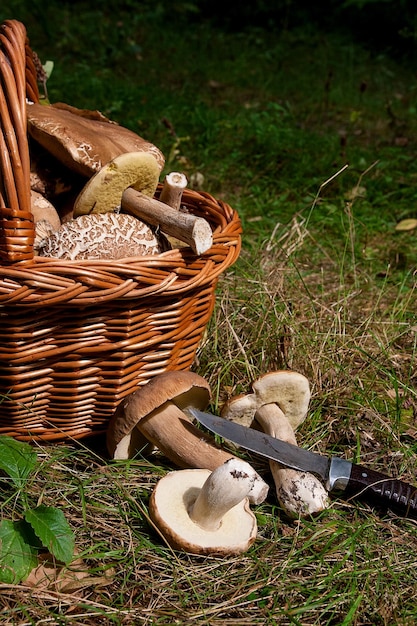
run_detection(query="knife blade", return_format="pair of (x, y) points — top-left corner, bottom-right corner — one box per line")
(188, 408), (417, 519)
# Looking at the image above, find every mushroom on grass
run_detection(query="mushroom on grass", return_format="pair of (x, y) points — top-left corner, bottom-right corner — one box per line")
(222, 371), (330, 518)
(107, 371), (267, 505)
(149, 458), (268, 555)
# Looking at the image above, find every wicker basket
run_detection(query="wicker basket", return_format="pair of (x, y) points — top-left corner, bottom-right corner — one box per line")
(0, 20), (241, 442)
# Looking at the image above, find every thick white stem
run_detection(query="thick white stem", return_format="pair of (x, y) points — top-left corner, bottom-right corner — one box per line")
(189, 458), (268, 531)
(255, 403), (297, 444)
(122, 187), (213, 255)
(159, 172), (188, 210)
(255, 403), (329, 518)
(137, 403), (236, 470)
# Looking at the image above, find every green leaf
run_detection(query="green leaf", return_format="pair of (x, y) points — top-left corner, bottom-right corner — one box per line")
(0, 519), (38, 583)
(24, 506), (75, 565)
(0, 436), (38, 489)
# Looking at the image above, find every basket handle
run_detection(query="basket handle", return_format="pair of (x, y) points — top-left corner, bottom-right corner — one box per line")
(0, 20), (39, 263)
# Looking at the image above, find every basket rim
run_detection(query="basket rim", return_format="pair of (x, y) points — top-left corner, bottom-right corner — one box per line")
(0, 190), (241, 307)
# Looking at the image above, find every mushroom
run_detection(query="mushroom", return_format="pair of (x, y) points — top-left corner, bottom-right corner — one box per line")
(222, 371), (330, 518)
(28, 102), (212, 253)
(73, 154), (212, 255)
(30, 190), (62, 252)
(107, 371), (214, 465)
(38, 213), (166, 260)
(73, 152), (160, 216)
(149, 458), (268, 555)
(107, 371), (267, 505)
(27, 102), (165, 177)
(159, 172), (188, 211)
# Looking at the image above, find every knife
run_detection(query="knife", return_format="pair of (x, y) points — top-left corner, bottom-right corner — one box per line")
(188, 408), (417, 519)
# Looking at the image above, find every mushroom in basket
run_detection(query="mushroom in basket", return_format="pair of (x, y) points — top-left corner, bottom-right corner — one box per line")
(27, 101), (165, 178)
(37, 152), (168, 260)
(28, 102), (213, 254)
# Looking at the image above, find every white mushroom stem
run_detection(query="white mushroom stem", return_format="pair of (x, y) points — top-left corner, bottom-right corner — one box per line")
(122, 187), (213, 255)
(159, 172), (188, 210)
(255, 403), (296, 443)
(189, 459), (268, 531)
(255, 403), (330, 517)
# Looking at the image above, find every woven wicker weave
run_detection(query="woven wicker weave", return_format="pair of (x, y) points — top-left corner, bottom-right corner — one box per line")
(0, 20), (241, 441)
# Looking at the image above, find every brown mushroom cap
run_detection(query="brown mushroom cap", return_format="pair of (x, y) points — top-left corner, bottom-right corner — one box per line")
(107, 371), (212, 461)
(27, 102), (165, 178)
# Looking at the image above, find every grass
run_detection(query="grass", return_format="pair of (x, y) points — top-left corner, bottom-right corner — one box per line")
(0, 2), (417, 624)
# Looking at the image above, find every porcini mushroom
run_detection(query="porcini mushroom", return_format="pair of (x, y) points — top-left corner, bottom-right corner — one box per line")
(107, 371), (214, 464)
(107, 371), (267, 505)
(73, 152), (160, 216)
(38, 213), (166, 260)
(30, 190), (61, 252)
(149, 458), (267, 555)
(73, 154), (212, 255)
(27, 102), (165, 177)
(222, 371), (330, 518)
(28, 102), (212, 254)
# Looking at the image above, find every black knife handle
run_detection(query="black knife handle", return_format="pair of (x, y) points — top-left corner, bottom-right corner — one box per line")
(345, 463), (417, 519)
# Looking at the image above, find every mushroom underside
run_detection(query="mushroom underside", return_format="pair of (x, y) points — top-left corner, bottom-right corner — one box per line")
(149, 469), (257, 555)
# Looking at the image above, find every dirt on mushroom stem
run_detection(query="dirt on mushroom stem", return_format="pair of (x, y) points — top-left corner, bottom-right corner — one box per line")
(222, 371), (330, 517)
